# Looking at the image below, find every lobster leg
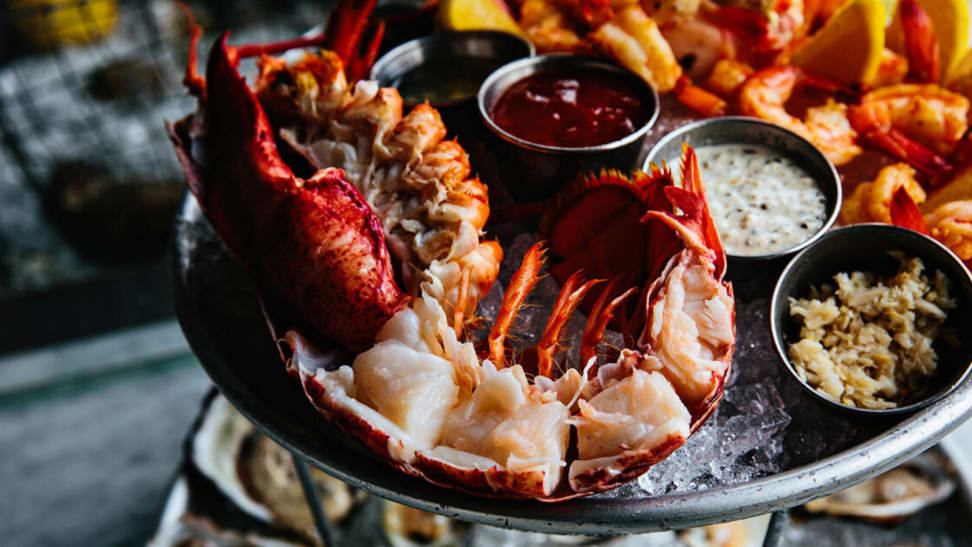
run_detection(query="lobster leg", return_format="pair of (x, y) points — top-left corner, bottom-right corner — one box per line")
(487, 242), (546, 368)
(322, 0), (384, 81)
(579, 279), (637, 369)
(179, 3), (206, 99)
(536, 274), (603, 378)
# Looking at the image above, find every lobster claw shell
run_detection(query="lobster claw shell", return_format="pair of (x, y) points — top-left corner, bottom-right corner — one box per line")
(167, 33), (408, 351)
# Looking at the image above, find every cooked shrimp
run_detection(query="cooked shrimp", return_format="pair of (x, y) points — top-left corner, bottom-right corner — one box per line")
(641, 0), (702, 26)
(703, 58), (753, 97)
(850, 84), (969, 155)
(739, 66), (861, 166)
(660, 13), (733, 80)
(848, 84), (969, 175)
(873, 48), (909, 88)
(519, 0), (587, 53)
(589, 3), (683, 91)
(897, 0), (940, 83)
(925, 200), (972, 260)
(840, 163), (927, 225)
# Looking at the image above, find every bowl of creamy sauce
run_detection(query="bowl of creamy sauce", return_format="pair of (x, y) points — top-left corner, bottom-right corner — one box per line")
(645, 117), (841, 271)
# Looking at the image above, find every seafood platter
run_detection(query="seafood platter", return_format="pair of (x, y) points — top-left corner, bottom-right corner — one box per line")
(168, 0), (972, 534)
(147, 390), (972, 546)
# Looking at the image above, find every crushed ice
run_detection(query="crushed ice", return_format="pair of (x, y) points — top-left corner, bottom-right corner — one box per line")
(474, 229), (860, 498)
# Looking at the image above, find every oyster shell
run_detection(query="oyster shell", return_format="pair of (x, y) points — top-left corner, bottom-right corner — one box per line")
(189, 394), (364, 543)
(803, 451), (957, 523)
(382, 501), (465, 547)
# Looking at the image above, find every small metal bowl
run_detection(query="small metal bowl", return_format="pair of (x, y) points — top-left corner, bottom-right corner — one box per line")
(770, 224), (972, 418)
(371, 31), (534, 136)
(644, 117), (841, 277)
(477, 54), (660, 201)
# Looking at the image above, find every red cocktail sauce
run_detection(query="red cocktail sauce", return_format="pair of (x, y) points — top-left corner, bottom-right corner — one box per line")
(490, 69), (650, 148)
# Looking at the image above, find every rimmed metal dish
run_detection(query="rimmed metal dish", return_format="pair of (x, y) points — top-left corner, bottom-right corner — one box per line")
(371, 31), (535, 108)
(170, 194), (972, 535)
(370, 31), (533, 139)
(770, 224), (972, 418)
(644, 117), (841, 276)
(477, 53), (659, 200)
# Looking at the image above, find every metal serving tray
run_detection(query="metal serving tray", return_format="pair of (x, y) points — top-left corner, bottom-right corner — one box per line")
(170, 187), (972, 535)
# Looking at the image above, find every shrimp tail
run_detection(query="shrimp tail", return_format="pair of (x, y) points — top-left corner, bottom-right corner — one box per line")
(890, 186), (930, 233)
(899, 0), (941, 83)
(874, 127), (952, 176)
(673, 75), (728, 117)
(848, 105), (953, 176)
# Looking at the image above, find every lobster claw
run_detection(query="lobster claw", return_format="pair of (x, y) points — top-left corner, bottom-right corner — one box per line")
(168, 31), (408, 351)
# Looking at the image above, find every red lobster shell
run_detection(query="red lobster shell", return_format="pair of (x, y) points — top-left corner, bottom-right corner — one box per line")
(168, 9), (734, 500)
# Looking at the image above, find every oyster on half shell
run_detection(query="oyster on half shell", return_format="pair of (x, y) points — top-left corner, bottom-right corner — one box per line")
(803, 450), (957, 523)
(190, 395), (365, 542)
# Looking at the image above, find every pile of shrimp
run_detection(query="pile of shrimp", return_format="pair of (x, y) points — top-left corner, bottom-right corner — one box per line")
(506, 0), (972, 267)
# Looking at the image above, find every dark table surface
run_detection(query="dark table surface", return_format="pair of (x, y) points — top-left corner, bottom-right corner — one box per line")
(0, 321), (209, 547)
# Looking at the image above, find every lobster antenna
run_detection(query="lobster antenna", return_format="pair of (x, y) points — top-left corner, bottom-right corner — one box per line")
(178, 2), (206, 99)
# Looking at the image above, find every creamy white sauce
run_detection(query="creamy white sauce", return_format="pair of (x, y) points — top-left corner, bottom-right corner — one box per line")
(676, 144), (827, 256)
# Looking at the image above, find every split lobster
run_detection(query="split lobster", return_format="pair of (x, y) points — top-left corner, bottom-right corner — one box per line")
(168, 5), (734, 499)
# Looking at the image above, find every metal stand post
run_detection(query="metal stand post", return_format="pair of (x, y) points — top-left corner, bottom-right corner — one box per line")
(292, 452), (336, 546)
(761, 511), (788, 547)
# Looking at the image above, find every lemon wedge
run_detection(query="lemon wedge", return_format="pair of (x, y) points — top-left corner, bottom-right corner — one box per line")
(439, 0), (525, 37)
(791, 0), (886, 84)
(922, 165), (972, 212)
(10, 0), (118, 48)
(887, 0), (971, 83)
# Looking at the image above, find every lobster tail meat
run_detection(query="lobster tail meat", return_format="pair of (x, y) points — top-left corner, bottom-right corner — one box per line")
(569, 361), (691, 492)
(638, 149), (734, 422)
(170, 3), (735, 499)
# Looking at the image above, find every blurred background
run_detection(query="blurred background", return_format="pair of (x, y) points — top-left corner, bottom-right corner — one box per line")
(0, 1), (335, 544)
(0, 0), (336, 350)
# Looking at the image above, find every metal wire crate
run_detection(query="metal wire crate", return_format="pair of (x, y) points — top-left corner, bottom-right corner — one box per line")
(0, 0), (330, 291)
(0, 0), (334, 189)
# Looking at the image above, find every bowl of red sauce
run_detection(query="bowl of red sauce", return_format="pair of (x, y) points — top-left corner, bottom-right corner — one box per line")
(478, 54), (659, 200)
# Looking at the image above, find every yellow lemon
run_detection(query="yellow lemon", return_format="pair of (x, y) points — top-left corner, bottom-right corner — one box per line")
(922, 165), (972, 212)
(438, 0), (525, 37)
(887, 0), (970, 83)
(791, 0), (886, 84)
(10, 0), (118, 49)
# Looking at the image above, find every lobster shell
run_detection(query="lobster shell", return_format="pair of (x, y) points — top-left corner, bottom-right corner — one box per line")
(167, 33), (408, 351)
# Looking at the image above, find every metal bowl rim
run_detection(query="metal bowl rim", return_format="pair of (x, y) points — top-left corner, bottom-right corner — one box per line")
(172, 195), (972, 534)
(476, 53), (660, 154)
(769, 223), (972, 417)
(369, 30), (536, 107)
(643, 116), (842, 261)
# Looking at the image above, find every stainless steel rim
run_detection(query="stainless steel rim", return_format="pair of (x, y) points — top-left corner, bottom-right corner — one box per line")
(477, 53), (660, 155)
(644, 116), (842, 262)
(770, 224), (972, 417)
(370, 30), (535, 107)
(172, 196), (972, 534)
